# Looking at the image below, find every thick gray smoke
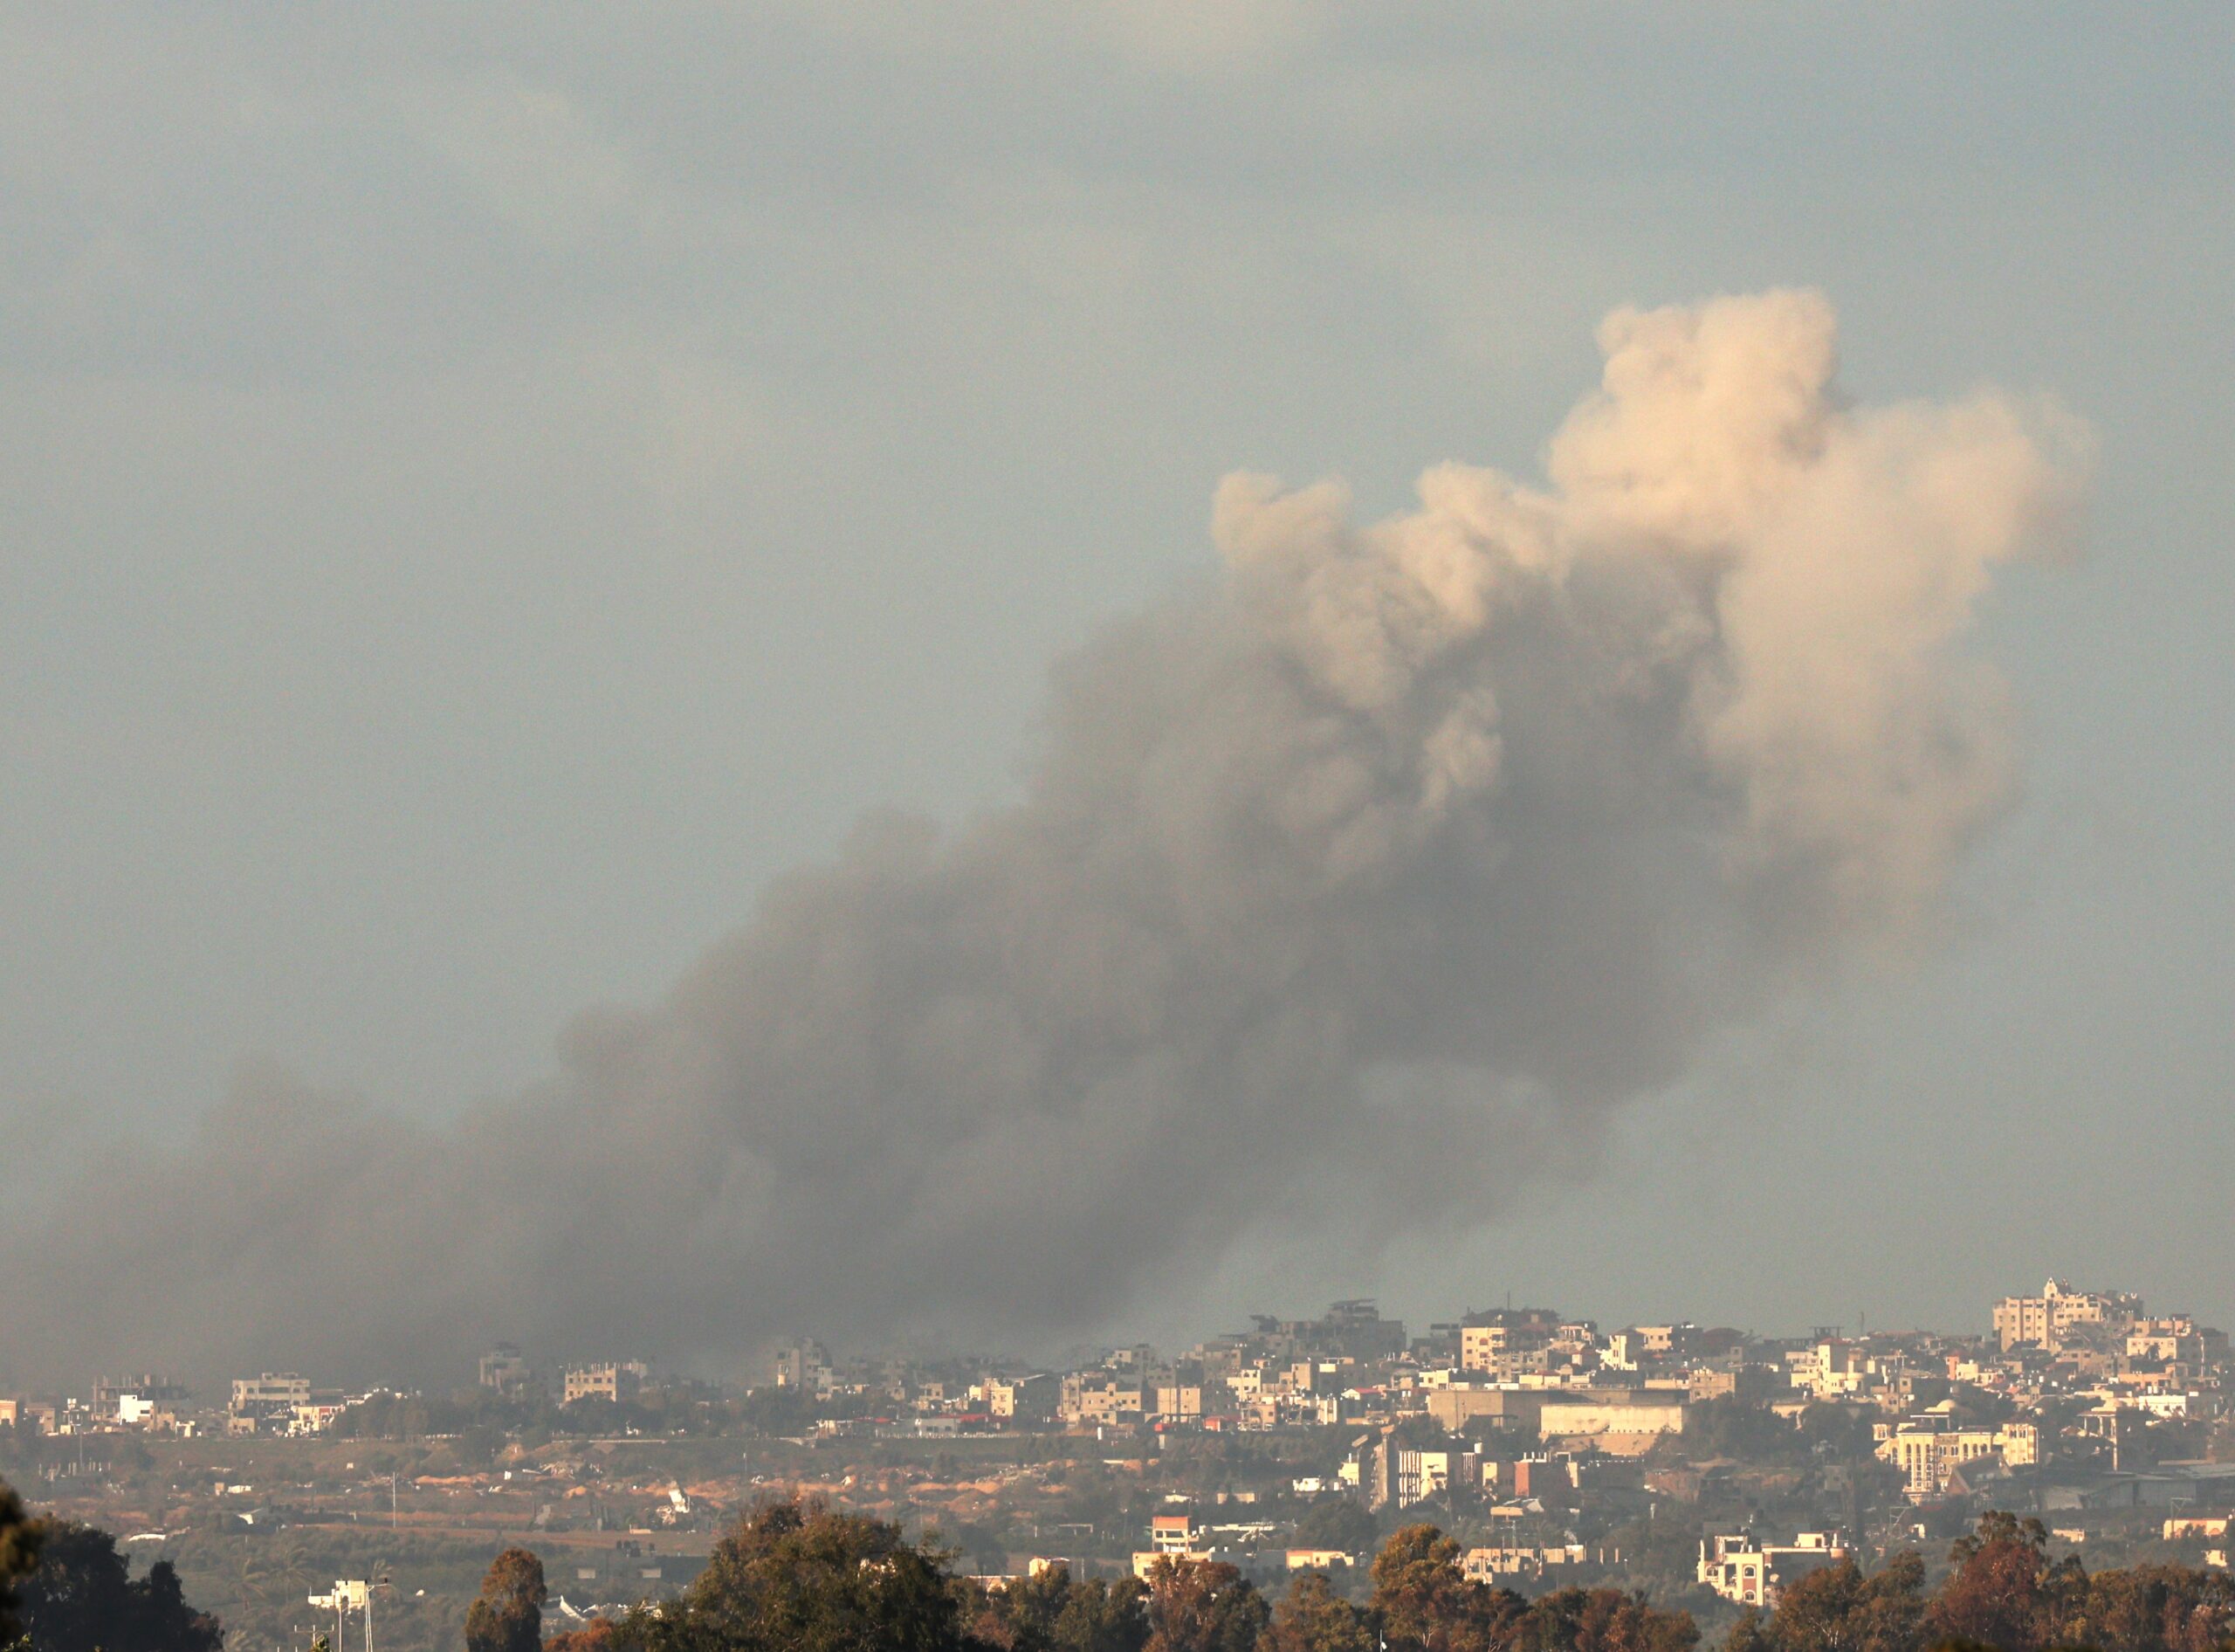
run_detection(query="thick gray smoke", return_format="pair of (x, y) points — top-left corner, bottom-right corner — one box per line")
(3, 293), (2087, 1385)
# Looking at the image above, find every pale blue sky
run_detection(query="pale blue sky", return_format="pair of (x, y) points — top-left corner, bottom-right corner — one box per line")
(3, 3), (2231, 1346)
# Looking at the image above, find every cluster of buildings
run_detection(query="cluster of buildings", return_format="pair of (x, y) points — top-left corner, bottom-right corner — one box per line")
(10, 1276), (2232, 1606)
(0, 1371), (361, 1440)
(0, 1350), (668, 1442)
(480, 1342), (661, 1408)
(23, 1276), (2198, 1485)
(755, 1279), (2235, 1598)
(783, 1281), (2221, 1490)
(0, 1374), (203, 1440)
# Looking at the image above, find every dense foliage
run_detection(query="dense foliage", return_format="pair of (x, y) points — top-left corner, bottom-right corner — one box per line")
(590, 1502), (1695, 1652)
(615, 1498), (975, 1652)
(466, 1547), (551, 1652)
(6, 1473), (2235, 1652)
(582, 1502), (2235, 1652)
(0, 1477), (38, 1642)
(1728, 1516), (2235, 1652)
(10, 1518), (224, 1652)
(1366, 1525), (1697, 1652)
(0, 1477), (223, 1652)
(331, 1382), (765, 1442)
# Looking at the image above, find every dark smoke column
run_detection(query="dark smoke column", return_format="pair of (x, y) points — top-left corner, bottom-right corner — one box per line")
(1, 292), (2089, 1385)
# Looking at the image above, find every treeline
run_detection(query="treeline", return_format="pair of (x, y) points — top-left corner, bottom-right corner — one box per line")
(0, 1478), (222, 1652)
(333, 1383), (811, 1442)
(514, 1500), (1698, 1652)
(1730, 1513), (2235, 1652)
(497, 1503), (2235, 1652)
(6, 1476), (2233, 1652)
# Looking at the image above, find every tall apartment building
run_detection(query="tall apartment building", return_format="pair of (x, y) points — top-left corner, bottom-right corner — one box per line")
(1346, 1427), (1482, 1511)
(772, 1340), (832, 1392)
(562, 1362), (643, 1406)
(1461, 1322), (1542, 1373)
(1458, 1307), (1563, 1373)
(1993, 1279), (2142, 1351)
(1393, 1445), (1477, 1509)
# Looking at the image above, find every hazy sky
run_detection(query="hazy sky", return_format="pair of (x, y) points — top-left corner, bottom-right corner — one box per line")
(4, 3), (2232, 1359)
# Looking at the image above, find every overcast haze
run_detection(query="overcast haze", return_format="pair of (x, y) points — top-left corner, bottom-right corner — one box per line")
(3, 4), (2232, 1377)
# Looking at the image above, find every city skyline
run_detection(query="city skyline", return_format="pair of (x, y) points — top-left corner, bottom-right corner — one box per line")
(14, 1272), (2209, 1401)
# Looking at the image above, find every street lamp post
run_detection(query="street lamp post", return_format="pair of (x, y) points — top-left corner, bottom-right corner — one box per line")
(368, 1574), (393, 1652)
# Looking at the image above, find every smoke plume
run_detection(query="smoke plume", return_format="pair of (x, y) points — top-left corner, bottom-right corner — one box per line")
(3, 293), (2087, 1384)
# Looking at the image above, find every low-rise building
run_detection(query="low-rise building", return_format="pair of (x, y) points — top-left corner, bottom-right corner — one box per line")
(1060, 1375), (1144, 1428)
(479, 1344), (533, 1395)
(1466, 1545), (1600, 1581)
(230, 1373), (310, 1433)
(1152, 1384), (1204, 1421)
(1698, 1532), (1852, 1607)
(1150, 1513), (1196, 1555)
(1875, 1409), (2039, 1499)
(987, 1374), (1057, 1422)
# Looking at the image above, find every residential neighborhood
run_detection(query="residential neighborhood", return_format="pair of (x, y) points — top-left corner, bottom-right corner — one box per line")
(9, 1278), (2235, 1649)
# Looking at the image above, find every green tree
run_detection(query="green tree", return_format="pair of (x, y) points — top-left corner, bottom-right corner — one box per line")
(1796, 1404), (1879, 1460)
(1515, 1587), (1697, 1652)
(1723, 1552), (1926, 1652)
(2043, 1559), (2235, 1652)
(1923, 1515), (2067, 1652)
(961, 1564), (1063, 1652)
(1139, 1558), (1267, 1652)
(629, 1497), (973, 1652)
(0, 1478), (38, 1642)
(1049, 1574), (1152, 1652)
(464, 1546), (548, 1652)
(1293, 1499), (1379, 1556)
(547, 1621), (622, 1652)
(960, 1573), (1152, 1652)
(1681, 1400), (1805, 1465)
(960, 1562), (1152, 1652)
(1370, 1524), (1527, 1652)
(1263, 1568), (1375, 1652)
(14, 1519), (222, 1652)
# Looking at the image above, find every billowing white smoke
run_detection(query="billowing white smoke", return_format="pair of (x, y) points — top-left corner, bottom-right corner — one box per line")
(4, 293), (2087, 1383)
